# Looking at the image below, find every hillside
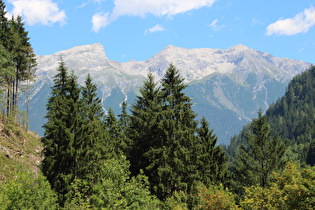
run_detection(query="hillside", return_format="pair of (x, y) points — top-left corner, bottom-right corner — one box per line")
(21, 44), (311, 144)
(228, 65), (315, 165)
(0, 117), (42, 182)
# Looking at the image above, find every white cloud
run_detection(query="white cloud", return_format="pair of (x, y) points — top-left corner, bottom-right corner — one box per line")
(209, 18), (224, 31)
(92, 12), (110, 32)
(145, 24), (165, 35)
(92, 0), (216, 32)
(8, 0), (66, 26)
(78, 0), (105, 8)
(266, 6), (315, 36)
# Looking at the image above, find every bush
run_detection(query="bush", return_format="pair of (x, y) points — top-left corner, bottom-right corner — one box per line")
(91, 156), (161, 209)
(0, 170), (58, 209)
(163, 190), (189, 210)
(241, 162), (315, 209)
(195, 183), (238, 209)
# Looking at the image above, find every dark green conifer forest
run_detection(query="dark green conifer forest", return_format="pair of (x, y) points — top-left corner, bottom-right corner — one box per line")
(1, 0), (315, 208)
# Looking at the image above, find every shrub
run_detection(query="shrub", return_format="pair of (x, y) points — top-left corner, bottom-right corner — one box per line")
(91, 156), (161, 209)
(241, 162), (315, 209)
(0, 170), (58, 209)
(195, 183), (238, 210)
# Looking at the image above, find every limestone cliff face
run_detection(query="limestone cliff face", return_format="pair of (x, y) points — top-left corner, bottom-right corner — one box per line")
(27, 43), (311, 144)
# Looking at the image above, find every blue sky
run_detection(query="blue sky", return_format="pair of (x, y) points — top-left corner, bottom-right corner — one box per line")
(4, 0), (315, 64)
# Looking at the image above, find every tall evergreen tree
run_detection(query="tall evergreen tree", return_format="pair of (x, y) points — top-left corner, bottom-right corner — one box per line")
(105, 107), (125, 155)
(195, 116), (228, 186)
(6, 15), (37, 116)
(0, 44), (14, 113)
(0, 1), (12, 116)
(119, 100), (129, 131)
(145, 64), (198, 200)
(128, 71), (162, 176)
(306, 139), (315, 166)
(41, 60), (81, 205)
(118, 99), (130, 154)
(0, 2), (36, 118)
(65, 72), (81, 179)
(0, 1), (8, 47)
(78, 73), (109, 196)
(234, 108), (285, 188)
(24, 46), (37, 129)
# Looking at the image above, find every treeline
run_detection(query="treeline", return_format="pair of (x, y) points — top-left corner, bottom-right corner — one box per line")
(0, 1), (36, 126)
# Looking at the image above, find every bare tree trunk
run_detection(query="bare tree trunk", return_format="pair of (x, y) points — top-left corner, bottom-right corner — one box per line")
(26, 77), (29, 130)
(6, 84), (10, 117)
(11, 79), (15, 117)
(15, 72), (19, 121)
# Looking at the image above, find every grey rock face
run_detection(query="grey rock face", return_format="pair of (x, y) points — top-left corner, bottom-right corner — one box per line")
(25, 43), (312, 144)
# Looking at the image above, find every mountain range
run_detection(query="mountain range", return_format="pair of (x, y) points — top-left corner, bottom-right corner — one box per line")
(22, 43), (312, 144)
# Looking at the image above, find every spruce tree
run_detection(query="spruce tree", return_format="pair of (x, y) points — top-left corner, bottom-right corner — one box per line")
(105, 107), (125, 155)
(128, 71), (162, 176)
(4, 15), (37, 117)
(306, 139), (315, 166)
(24, 46), (37, 129)
(119, 100), (129, 131)
(145, 64), (198, 200)
(0, 44), (14, 104)
(234, 108), (285, 188)
(118, 99), (130, 154)
(0, 0), (8, 47)
(77, 73), (109, 197)
(41, 60), (81, 205)
(65, 72), (82, 179)
(195, 116), (228, 186)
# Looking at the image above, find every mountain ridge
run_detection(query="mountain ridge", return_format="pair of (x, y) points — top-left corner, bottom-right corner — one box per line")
(27, 43), (312, 144)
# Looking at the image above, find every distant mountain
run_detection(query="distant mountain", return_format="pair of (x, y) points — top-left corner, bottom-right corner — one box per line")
(21, 43), (311, 144)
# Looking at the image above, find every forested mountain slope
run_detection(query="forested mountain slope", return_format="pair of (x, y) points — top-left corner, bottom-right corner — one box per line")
(228, 65), (315, 165)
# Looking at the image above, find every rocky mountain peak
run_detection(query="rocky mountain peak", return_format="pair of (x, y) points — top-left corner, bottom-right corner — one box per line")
(228, 44), (250, 52)
(36, 43), (109, 74)
(55, 43), (108, 61)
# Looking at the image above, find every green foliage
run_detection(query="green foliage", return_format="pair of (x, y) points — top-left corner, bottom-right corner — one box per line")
(5, 14), (37, 117)
(267, 66), (315, 145)
(128, 65), (228, 207)
(79, 73), (110, 190)
(42, 63), (113, 205)
(41, 61), (80, 204)
(91, 156), (160, 209)
(228, 66), (315, 167)
(195, 116), (228, 186)
(145, 64), (199, 200)
(195, 183), (238, 210)
(128, 71), (162, 176)
(241, 162), (315, 209)
(63, 179), (91, 209)
(105, 107), (125, 155)
(0, 170), (58, 209)
(306, 139), (315, 166)
(163, 190), (189, 210)
(0, 115), (43, 183)
(234, 108), (285, 189)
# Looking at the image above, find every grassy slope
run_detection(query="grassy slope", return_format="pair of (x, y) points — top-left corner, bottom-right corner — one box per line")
(0, 116), (42, 183)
